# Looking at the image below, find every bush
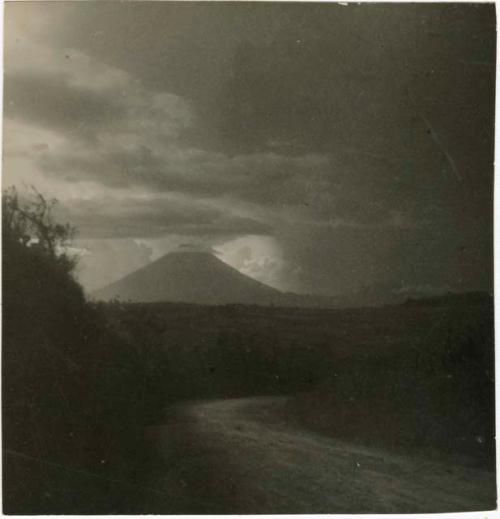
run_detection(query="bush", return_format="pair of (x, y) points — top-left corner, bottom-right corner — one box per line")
(2, 187), (152, 513)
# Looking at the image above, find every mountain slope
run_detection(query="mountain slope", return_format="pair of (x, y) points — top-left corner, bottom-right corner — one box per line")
(92, 251), (285, 305)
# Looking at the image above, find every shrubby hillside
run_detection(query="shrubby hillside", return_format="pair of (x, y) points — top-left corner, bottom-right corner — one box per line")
(2, 188), (160, 513)
(290, 294), (495, 468)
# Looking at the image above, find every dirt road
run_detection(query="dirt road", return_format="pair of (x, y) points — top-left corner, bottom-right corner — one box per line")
(143, 396), (496, 514)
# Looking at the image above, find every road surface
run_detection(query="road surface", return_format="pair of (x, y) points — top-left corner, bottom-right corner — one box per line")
(142, 396), (496, 514)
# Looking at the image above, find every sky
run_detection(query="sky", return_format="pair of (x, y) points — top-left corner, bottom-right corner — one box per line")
(3, 2), (496, 299)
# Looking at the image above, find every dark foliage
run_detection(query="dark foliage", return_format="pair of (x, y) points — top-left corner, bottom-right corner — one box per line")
(2, 188), (155, 514)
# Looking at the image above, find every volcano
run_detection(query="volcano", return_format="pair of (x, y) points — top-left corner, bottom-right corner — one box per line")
(91, 251), (287, 305)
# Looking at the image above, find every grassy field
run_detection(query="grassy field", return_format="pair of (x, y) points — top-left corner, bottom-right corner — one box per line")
(102, 292), (495, 469)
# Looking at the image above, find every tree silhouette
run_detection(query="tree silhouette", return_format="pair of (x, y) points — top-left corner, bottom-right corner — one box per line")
(2, 186), (151, 513)
(3, 185), (75, 263)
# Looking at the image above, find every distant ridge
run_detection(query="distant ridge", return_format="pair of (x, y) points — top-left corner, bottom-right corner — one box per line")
(92, 250), (483, 308)
(92, 251), (288, 306)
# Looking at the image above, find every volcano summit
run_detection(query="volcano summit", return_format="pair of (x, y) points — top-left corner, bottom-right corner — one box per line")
(92, 251), (286, 305)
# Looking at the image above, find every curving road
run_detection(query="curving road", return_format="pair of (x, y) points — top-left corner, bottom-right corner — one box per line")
(143, 396), (496, 514)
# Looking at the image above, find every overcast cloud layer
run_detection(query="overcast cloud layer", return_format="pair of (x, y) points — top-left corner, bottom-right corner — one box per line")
(3, 2), (495, 297)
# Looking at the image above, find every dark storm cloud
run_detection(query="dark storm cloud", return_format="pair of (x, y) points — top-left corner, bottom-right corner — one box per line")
(4, 71), (125, 141)
(56, 196), (271, 239)
(279, 219), (493, 297)
(38, 144), (332, 207)
(38, 146), (172, 190)
(50, 3), (495, 155)
(4, 2), (495, 296)
(42, 3), (494, 214)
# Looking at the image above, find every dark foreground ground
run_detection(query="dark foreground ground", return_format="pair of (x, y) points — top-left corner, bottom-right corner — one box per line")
(4, 292), (496, 513)
(142, 396), (496, 514)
